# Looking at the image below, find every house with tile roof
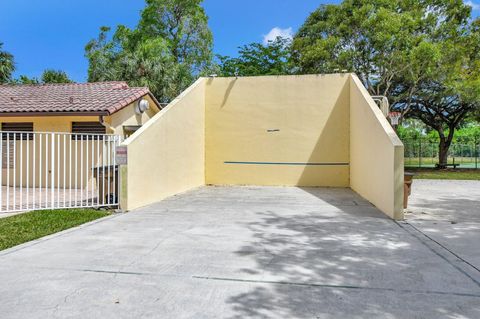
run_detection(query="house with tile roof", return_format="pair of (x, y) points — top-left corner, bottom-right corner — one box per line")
(0, 81), (162, 138)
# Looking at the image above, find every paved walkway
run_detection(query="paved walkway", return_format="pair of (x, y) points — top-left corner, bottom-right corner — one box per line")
(406, 179), (480, 277)
(0, 186), (479, 318)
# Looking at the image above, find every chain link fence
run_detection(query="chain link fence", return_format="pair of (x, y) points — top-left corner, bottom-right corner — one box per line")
(403, 137), (480, 169)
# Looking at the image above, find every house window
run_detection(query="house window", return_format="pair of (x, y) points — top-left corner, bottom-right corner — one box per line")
(71, 122), (106, 139)
(1, 122), (33, 168)
(0, 141), (13, 169)
(1, 122), (34, 140)
(123, 125), (142, 138)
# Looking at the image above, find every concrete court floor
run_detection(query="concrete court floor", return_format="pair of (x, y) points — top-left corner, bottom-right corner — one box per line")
(0, 185), (479, 319)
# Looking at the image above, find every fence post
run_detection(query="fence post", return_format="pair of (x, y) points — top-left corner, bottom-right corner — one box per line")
(0, 133), (2, 211)
(476, 136), (478, 169)
(419, 139), (422, 168)
(51, 133), (55, 208)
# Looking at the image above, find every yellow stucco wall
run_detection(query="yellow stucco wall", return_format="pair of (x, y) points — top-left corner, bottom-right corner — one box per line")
(0, 115), (100, 132)
(121, 74), (403, 219)
(205, 74), (350, 186)
(0, 94), (159, 136)
(108, 95), (159, 136)
(349, 74), (404, 220)
(120, 79), (205, 211)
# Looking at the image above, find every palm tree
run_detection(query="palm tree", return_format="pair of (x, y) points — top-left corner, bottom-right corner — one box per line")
(0, 42), (15, 83)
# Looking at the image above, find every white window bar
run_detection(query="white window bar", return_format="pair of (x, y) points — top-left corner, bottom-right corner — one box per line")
(113, 136), (117, 205)
(56, 134), (60, 208)
(90, 136), (94, 207)
(63, 134), (66, 208)
(13, 133), (16, 211)
(45, 133), (48, 208)
(107, 135), (110, 205)
(39, 134), (43, 209)
(97, 135), (100, 207)
(7, 133), (10, 211)
(69, 135), (72, 207)
(85, 136), (89, 207)
(80, 135), (84, 207)
(102, 137), (105, 206)
(20, 133), (23, 211)
(75, 135), (78, 208)
(26, 133), (29, 211)
(34, 134), (37, 210)
(0, 133), (3, 212)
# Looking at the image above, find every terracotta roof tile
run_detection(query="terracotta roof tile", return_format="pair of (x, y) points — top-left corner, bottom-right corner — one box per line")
(0, 82), (153, 115)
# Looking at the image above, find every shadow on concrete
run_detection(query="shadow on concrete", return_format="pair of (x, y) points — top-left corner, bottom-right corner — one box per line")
(223, 187), (480, 318)
(409, 196), (480, 223)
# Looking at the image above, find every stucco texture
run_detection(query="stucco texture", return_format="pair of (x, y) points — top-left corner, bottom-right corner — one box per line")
(205, 74), (350, 187)
(121, 79), (206, 211)
(121, 74), (404, 219)
(349, 75), (404, 219)
(107, 95), (159, 136)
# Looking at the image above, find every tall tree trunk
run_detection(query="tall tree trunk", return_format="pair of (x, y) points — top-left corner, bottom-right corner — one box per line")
(437, 127), (455, 169)
(438, 138), (449, 168)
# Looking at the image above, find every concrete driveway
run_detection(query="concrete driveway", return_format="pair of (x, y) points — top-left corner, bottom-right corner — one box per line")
(0, 185), (479, 319)
(407, 179), (480, 280)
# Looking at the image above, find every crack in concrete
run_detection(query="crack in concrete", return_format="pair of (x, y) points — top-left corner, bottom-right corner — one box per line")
(396, 221), (480, 288)
(406, 221), (480, 274)
(80, 268), (150, 276)
(112, 223), (197, 278)
(51, 287), (83, 318)
(191, 275), (480, 298)
(28, 265), (476, 300)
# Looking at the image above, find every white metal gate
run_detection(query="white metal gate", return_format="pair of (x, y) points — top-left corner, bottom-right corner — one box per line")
(0, 131), (121, 213)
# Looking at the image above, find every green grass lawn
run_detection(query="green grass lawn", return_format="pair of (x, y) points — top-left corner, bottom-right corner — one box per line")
(405, 168), (480, 180)
(0, 209), (110, 251)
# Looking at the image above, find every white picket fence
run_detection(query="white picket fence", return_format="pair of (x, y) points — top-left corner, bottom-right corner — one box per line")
(0, 131), (121, 213)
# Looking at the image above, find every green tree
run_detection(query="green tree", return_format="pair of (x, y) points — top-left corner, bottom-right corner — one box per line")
(293, 0), (480, 167)
(397, 119), (428, 140)
(138, 0), (212, 71)
(12, 70), (72, 84)
(399, 13), (480, 166)
(85, 0), (213, 103)
(41, 69), (72, 83)
(217, 37), (293, 76)
(15, 75), (39, 84)
(0, 42), (15, 83)
(454, 121), (480, 143)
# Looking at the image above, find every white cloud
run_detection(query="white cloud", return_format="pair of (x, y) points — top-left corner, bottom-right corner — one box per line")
(465, 0), (480, 10)
(263, 27), (293, 45)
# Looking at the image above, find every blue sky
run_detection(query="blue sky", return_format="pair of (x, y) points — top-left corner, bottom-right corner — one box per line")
(0, 0), (478, 82)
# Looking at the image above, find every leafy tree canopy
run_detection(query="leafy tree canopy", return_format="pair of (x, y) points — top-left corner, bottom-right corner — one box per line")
(12, 69), (73, 84)
(41, 69), (72, 83)
(293, 0), (480, 166)
(15, 75), (39, 84)
(217, 37), (294, 77)
(0, 42), (15, 84)
(398, 119), (480, 142)
(85, 0), (213, 103)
